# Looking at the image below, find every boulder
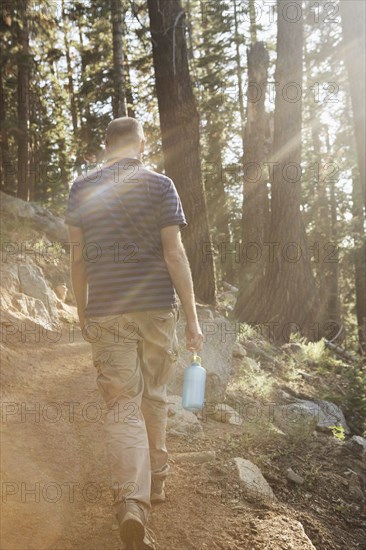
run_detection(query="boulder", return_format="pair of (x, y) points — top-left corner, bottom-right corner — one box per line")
(250, 515), (316, 549)
(167, 395), (204, 439)
(295, 398), (350, 434)
(272, 403), (318, 437)
(233, 457), (276, 504)
(0, 263), (20, 294)
(1, 191), (68, 243)
(205, 403), (243, 426)
(18, 263), (59, 321)
(272, 398), (350, 435)
(172, 312), (237, 402)
(1, 289), (55, 334)
(345, 435), (366, 457)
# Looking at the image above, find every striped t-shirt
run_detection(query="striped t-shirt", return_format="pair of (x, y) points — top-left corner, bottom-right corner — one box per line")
(64, 157), (188, 317)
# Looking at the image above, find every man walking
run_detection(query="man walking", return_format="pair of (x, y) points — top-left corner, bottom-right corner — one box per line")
(65, 117), (203, 549)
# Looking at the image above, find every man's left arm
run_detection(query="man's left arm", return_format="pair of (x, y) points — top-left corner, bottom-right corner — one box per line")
(68, 225), (88, 330)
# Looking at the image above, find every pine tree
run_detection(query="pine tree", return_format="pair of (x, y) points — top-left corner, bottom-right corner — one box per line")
(235, 0), (319, 343)
(110, 0), (127, 117)
(340, 0), (366, 207)
(16, 0), (30, 200)
(147, 0), (216, 304)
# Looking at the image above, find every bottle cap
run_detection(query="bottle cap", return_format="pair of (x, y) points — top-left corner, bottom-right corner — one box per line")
(192, 353), (201, 364)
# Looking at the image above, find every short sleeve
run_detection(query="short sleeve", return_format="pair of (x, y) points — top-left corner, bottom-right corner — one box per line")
(159, 177), (188, 230)
(64, 180), (82, 227)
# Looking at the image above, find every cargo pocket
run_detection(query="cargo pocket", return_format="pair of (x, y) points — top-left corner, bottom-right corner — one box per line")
(148, 309), (179, 386)
(156, 329), (179, 386)
(150, 309), (175, 322)
(93, 350), (143, 409)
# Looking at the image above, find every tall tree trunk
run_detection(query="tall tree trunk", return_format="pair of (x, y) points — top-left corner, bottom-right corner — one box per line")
(62, 0), (78, 133)
(303, 19), (333, 336)
(124, 51), (135, 118)
(235, 0), (319, 343)
(204, 114), (234, 285)
(77, 26), (94, 169)
(352, 166), (366, 353)
(110, 0), (127, 118)
(0, 56), (13, 195)
(147, 0), (216, 305)
(235, 41), (270, 307)
(16, 0), (29, 200)
(324, 127), (341, 341)
(249, 0), (258, 44)
(340, 0), (366, 207)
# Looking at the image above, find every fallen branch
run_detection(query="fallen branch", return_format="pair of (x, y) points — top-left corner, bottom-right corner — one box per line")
(324, 340), (360, 364)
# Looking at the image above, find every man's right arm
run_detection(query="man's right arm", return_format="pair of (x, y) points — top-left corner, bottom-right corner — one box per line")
(161, 225), (203, 352)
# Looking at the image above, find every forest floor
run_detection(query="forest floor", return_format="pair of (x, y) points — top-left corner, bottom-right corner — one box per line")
(1, 325), (365, 550)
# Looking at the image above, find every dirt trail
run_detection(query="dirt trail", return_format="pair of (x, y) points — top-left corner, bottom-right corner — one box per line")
(0, 330), (364, 549)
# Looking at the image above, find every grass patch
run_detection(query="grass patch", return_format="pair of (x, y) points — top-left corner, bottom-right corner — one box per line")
(230, 367), (274, 401)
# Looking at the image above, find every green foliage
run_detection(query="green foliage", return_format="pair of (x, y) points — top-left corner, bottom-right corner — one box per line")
(329, 425), (346, 441)
(342, 363), (366, 435)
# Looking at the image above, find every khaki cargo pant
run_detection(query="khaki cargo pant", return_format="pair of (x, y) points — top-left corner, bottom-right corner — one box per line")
(85, 306), (179, 523)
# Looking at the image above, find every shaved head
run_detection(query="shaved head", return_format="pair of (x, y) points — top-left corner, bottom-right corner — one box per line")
(105, 117), (145, 159)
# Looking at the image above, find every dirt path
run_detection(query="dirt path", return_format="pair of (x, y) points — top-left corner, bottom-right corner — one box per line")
(1, 330), (365, 549)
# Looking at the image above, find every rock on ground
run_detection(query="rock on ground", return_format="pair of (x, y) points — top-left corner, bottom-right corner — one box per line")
(345, 435), (366, 457)
(299, 398), (350, 433)
(233, 457), (276, 504)
(205, 403), (243, 426)
(167, 395), (204, 439)
(272, 398), (350, 436)
(250, 515), (316, 549)
(286, 467), (305, 485)
(1, 259), (61, 331)
(18, 263), (59, 320)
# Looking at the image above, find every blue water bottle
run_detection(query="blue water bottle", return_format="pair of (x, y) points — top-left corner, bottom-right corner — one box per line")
(182, 353), (206, 412)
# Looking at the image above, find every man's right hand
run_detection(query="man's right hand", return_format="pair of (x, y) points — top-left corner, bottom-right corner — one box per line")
(185, 318), (203, 352)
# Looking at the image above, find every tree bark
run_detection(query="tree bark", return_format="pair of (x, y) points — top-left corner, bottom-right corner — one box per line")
(110, 0), (127, 118)
(352, 166), (366, 353)
(0, 54), (13, 194)
(323, 127), (341, 341)
(340, 0), (366, 207)
(234, 0), (319, 343)
(249, 0), (258, 44)
(124, 51), (135, 118)
(147, 0), (216, 305)
(16, 0), (29, 200)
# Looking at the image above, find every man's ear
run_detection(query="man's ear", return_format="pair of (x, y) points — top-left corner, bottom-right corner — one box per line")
(140, 139), (145, 154)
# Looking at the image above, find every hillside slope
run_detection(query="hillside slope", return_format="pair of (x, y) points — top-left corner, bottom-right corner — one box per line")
(1, 194), (365, 549)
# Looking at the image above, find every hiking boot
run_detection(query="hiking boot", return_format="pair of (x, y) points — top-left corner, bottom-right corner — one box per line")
(117, 502), (157, 550)
(151, 476), (167, 504)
